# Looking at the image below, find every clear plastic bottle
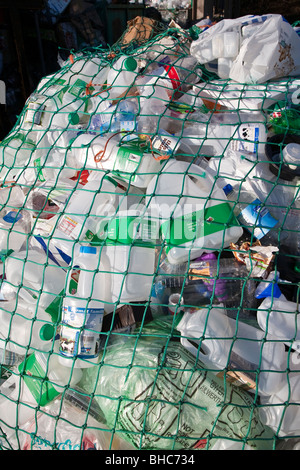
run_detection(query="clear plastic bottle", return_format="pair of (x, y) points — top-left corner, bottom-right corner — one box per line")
(223, 182), (278, 240)
(59, 246), (107, 368)
(0, 131), (36, 182)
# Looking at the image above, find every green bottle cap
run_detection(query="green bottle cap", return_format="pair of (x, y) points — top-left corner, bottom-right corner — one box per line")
(124, 57), (137, 72)
(68, 112), (80, 125)
(39, 323), (55, 341)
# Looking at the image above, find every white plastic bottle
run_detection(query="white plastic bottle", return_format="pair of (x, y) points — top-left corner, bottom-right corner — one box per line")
(259, 373), (300, 436)
(257, 296), (300, 347)
(0, 207), (32, 255)
(106, 55), (138, 100)
(5, 249), (67, 323)
(0, 346), (82, 442)
(0, 181), (31, 256)
(0, 299), (56, 355)
(66, 132), (164, 188)
(59, 245), (107, 368)
(146, 159), (243, 264)
(176, 306), (287, 395)
(178, 111), (267, 157)
(0, 131), (36, 182)
(51, 174), (121, 259)
(100, 207), (157, 305)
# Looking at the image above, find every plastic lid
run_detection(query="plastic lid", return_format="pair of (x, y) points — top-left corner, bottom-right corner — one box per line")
(124, 57), (137, 72)
(39, 323), (55, 341)
(223, 183), (233, 196)
(283, 143), (300, 170)
(79, 246), (97, 254)
(68, 112), (80, 125)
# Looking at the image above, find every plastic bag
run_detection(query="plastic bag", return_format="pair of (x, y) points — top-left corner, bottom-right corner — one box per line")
(80, 318), (274, 451)
(190, 15), (300, 84)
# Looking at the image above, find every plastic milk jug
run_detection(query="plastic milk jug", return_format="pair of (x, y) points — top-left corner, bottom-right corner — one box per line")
(59, 245), (108, 368)
(146, 159), (243, 264)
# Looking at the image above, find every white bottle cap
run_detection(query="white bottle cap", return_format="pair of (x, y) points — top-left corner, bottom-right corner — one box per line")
(282, 143), (300, 170)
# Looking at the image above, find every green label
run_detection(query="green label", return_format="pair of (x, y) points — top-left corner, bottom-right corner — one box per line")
(161, 202), (239, 251)
(113, 147), (143, 182)
(90, 215), (159, 247)
(45, 289), (64, 323)
(19, 354), (59, 407)
(69, 78), (87, 97)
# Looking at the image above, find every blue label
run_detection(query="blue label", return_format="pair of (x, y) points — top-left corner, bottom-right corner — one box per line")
(238, 198), (278, 239)
(60, 305), (104, 359)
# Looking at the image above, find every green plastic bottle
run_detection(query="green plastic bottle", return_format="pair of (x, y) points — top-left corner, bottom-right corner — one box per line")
(269, 107), (300, 135)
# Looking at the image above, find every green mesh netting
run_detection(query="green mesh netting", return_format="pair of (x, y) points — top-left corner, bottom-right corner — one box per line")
(0, 14), (300, 451)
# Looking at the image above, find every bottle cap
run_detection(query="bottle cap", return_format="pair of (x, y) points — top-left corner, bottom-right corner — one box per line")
(124, 57), (137, 72)
(68, 112), (80, 125)
(79, 246), (97, 254)
(282, 143), (300, 170)
(223, 183), (233, 196)
(39, 323), (55, 341)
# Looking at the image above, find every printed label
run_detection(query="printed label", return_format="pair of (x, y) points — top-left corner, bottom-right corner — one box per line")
(231, 125), (261, 154)
(152, 133), (177, 156)
(57, 215), (82, 240)
(19, 354), (59, 407)
(161, 202), (240, 250)
(238, 199), (278, 239)
(60, 305), (104, 359)
(113, 147), (143, 182)
(25, 102), (44, 125)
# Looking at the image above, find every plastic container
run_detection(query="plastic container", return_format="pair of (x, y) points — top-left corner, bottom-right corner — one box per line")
(282, 142), (300, 170)
(59, 246), (107, 368)
(0, 299), (56, 355)
(51, 175), (120, 259)
(5, 249), (67, 323)
(176, 306), (287, 395)
(106, 56), (138, 100)
(257, 296), (300, 348)
(265, 134), (300, 181)
(178, 111), (267, 157)
(146, 159), (243, 264)
(0, 207), (32, 255)
(259, 373), (300, 436)
(223, 182), (278, 240)
(0, 347), (82, 442)
(99, 207), (157, 306)
(0, 132), (36, 182)
(66, 133), (164, 188)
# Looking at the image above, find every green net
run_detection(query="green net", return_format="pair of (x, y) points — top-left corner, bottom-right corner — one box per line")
(0, 14), (300, 451)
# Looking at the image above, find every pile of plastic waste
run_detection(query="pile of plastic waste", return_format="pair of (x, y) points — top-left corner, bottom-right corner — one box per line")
(0, 13), (300, 451)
